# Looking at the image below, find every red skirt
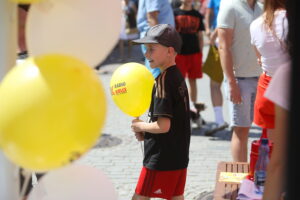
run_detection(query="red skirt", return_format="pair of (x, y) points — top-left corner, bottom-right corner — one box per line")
(254, 73), (275, 129)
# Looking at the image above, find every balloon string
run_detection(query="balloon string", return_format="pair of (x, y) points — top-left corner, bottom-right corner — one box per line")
(32, 172), (38, 187)
(136, 116), (144, 158)
(140, 141), (144, 158)
(19, 170), (31, 200)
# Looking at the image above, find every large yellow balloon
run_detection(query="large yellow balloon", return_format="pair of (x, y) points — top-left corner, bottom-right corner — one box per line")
(0, 54), (106, 171)
(110, 62), (154, 117)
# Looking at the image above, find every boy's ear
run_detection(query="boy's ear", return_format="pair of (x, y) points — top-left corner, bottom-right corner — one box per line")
(168, 47), (176, 55)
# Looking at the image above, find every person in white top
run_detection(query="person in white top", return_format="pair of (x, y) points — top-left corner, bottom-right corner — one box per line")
(250, 0), (291, 199)
(250, 0), (289, 140)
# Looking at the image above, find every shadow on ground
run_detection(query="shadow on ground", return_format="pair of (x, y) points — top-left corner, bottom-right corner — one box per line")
(192, 122), (262, 141)
(195, 191), (214, 200)
(96, 43), (144, 69)
(191, 122), (232, 141)
(93, 133), (122, 148)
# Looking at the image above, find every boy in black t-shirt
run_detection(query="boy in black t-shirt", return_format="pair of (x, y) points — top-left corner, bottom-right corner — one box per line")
(174, 0), (205, 113)
(131, 24), (191, 200)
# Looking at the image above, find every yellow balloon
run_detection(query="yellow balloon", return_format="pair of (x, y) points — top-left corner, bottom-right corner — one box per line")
(110, 62), (154, 117)
(0, 54), (106, 171)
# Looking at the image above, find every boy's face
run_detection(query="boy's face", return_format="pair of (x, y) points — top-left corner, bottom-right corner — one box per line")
(145, 43), (170, 69)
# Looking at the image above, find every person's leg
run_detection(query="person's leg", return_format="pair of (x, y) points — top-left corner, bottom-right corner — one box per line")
(171, 195), (184, 200)
(231, 126), (250, 162)
(18, 7), (28, 53)
(187, 52), (203, 109)
(210, 79), (223, 107)
(119, 39), (125, 61)
(188, 78), (197, 103)
(229, 77), (258, 162)
(210, 79), (225, 126)
(128, 40), (132, 58)
(131, 193), (150, 200)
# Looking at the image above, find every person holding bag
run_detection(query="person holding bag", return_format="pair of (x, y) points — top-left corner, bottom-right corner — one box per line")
(203, 0), (228, 131)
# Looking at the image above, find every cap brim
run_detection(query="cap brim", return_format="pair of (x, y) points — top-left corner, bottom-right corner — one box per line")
(132, 36), (158, 44)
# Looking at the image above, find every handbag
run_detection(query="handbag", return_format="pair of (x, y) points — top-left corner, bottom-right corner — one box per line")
(202, 45), (224, 83)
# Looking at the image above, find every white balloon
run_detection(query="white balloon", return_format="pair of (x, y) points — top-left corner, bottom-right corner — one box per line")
(28, 164), (118, 200)
(26, 0), (121, 68)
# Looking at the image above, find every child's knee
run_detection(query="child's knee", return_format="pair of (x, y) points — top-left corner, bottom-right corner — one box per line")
(132, 193), (150, 200)
(171, 195), (184, 200)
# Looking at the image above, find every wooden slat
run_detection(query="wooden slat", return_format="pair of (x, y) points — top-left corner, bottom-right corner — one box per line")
(244, 163), (250, 173)
(213, 161), (249, 200)
(232, 163), (238, 173)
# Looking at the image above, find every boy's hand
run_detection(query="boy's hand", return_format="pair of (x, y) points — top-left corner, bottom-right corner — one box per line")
(131, 119), (145, 133)
(131, 119), (145, 141)
(135, 132), (144, 141)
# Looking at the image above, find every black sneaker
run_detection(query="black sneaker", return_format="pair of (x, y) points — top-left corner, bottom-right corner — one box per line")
(194, 102), (206, 112)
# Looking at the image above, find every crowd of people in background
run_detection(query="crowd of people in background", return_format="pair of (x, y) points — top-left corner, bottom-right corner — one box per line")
(16, 0), (294, 199)
(127, 0), (292, 199)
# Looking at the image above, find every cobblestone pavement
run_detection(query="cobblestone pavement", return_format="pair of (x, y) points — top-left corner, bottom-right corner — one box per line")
(77, 43), (261, 200)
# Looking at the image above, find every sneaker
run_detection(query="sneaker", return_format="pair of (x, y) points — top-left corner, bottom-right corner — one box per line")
(190, 110), (206, 128)
(194, 102), (206, 112)
(190, 109), (199, 121)
(204, 122), (229, 136)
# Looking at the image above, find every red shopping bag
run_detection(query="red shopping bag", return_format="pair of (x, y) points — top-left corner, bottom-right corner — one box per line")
(248, 128), (273, 180)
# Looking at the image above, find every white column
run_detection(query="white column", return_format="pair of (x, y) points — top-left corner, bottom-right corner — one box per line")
(0, 1), (19, 200)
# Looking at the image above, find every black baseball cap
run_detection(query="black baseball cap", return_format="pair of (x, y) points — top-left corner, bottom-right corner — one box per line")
(132, 24), (182, 53)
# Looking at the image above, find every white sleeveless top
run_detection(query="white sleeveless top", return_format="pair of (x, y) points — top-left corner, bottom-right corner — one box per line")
(250, 10), (290, 76)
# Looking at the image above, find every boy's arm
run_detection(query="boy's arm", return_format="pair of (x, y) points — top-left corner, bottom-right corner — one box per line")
(147, 11), (159, 27)
(204, 8), (213, 37)
(209, 28), (218, 45)
(131, 117), (170, 134)
(198, 31), (204, 52)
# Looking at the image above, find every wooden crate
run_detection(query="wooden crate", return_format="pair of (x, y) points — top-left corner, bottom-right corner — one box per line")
(213, 161), (249, 200)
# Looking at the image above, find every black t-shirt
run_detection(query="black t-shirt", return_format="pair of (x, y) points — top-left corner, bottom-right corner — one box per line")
(143, 66), (191, 171)
(174, 8), (205, 55)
